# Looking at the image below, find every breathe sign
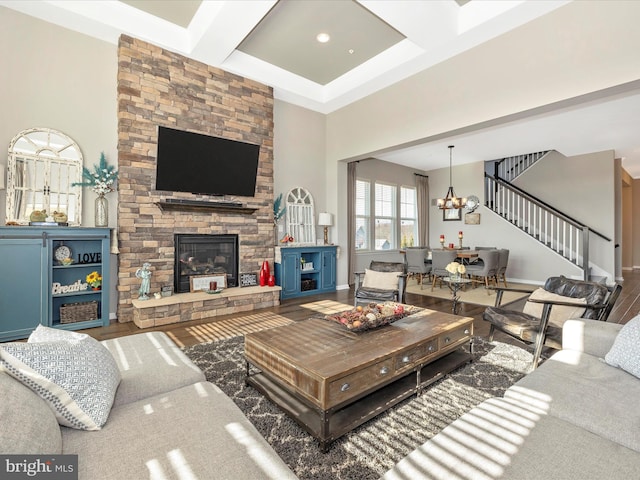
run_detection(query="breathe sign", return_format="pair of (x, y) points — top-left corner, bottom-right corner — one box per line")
(52, 280), (88, 294)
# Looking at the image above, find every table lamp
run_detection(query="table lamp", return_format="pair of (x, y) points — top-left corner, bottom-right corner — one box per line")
(318, 212), (333, 245)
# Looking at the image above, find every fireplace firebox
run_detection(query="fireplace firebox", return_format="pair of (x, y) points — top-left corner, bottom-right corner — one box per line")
(174, 234), (238, 293)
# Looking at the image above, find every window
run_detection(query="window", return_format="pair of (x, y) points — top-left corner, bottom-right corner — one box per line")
(375, 183), (396, 250)
(355, 179), (417, 251)
(355, 180), (370, 250)
(400, 186), (417, 248)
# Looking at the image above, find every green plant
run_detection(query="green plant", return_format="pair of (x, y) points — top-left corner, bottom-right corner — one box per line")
(273, 193), (286, 224)
(72, 152), (118, 195)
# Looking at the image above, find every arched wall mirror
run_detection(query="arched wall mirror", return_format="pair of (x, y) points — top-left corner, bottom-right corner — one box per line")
(6, 128), (83, 225)
(285, 186), (316, 245)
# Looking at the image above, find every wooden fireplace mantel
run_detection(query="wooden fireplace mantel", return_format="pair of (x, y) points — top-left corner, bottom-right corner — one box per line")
(155, 198), (258, 214)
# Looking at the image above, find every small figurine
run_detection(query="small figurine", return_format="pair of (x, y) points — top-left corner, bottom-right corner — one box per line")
(135, 262), (152, 300)
(280, 234), (294, 244)
(29, 210), (47, 222)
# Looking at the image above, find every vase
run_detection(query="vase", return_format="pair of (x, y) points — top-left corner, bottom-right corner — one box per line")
(259, 261), (270, 287)
(95, 194), (108, 227)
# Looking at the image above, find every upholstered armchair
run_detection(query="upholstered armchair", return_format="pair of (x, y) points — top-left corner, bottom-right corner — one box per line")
(430, 250), (458, 290)
(466, 249), (500, 291)
(483, 275), (622, 369)
(354, 261), (407, 307)
(405, 247), (431, 289)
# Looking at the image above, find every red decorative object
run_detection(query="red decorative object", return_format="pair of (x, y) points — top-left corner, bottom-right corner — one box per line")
(259, 261), (270, 286)
(268, 274), (275, 287)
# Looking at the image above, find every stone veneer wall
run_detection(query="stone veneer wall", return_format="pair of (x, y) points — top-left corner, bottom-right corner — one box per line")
(116, 35), (274, 323)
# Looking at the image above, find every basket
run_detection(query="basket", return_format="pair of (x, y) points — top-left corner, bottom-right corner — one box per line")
(300, 279), (317, 291)
(60, 300), (99, 324)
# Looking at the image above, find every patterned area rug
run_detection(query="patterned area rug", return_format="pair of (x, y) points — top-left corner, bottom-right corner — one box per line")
(183, 335), (533, 480)
(406, 279), (535, 307)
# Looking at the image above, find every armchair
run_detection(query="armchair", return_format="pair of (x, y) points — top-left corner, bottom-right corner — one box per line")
(354, 261), (407, 307)
(483, 275), (622, 370)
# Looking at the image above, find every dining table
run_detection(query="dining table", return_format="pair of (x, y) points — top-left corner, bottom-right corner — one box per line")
(455, 250), (479, 264)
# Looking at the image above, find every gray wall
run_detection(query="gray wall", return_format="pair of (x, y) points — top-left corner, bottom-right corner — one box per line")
(0, 7), (118, 316)
(324, 1), (638, 287)
(273, 100), (329, 245)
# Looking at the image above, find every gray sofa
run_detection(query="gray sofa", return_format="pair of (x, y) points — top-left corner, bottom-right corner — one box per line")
(0, 331), (297, 480)
(381, 318), (640, 479)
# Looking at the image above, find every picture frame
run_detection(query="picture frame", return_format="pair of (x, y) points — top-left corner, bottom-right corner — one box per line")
(443, 208), (462, 221)
(239, 272), (258, 287)
(189, 274), (227, 292)
(465, 212), (481, 225)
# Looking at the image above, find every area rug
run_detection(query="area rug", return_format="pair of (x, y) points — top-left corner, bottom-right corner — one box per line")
(406, 280), (535, 307)
(183, 335), (533, 480)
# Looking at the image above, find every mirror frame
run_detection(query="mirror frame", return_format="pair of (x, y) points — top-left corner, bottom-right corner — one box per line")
(6, 128), (83, 225)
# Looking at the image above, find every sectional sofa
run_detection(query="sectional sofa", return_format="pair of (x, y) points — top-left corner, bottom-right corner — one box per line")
(0, 328), (297, 479)
(381, 317), (640, 479)
(4, 317), (639, 480)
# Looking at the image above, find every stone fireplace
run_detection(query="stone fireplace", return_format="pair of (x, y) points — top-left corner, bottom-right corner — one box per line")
(116, 35), (277, 324)
(175, 234), (238, 293)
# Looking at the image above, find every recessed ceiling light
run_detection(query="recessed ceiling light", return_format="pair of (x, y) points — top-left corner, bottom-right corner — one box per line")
(316, 33), (330, 43)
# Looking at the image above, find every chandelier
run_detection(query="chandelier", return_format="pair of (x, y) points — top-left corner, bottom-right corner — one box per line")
(437, 145), (467, 209)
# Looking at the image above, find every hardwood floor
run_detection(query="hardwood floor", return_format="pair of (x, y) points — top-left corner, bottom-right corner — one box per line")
(85, 270), (640, 349)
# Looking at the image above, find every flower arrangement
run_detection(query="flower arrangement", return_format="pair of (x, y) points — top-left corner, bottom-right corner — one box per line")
(445, 261), (466, 276)
(273, 193), (286, 225)
(72, 152), (118, 196)
(86, 271), (102, 289)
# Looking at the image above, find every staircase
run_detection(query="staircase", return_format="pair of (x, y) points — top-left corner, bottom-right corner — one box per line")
(485, 154), (611, 281)
(493, 151), (549, 182)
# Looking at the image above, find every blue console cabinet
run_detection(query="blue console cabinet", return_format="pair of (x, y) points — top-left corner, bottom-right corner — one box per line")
(275, 245), (337, 300)
(0, 227), (111, 341)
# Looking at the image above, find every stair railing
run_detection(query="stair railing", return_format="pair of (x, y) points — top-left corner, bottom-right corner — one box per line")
(485, 173), (611, 280)
(494, 151), (549, 183)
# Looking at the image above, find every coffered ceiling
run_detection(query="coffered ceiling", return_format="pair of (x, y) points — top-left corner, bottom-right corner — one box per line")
(3, 0), (640, 177)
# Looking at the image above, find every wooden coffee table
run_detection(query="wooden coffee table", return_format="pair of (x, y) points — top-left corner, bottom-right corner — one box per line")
(244, 308), (473, 451)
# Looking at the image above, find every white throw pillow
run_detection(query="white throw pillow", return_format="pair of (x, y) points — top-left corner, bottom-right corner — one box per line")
(361, 269), (401, 290)
(605, 315), (640, 378)
(28, 324), (89, 343)
(0, 327), (121, 430)
(522, 288), (587, 327)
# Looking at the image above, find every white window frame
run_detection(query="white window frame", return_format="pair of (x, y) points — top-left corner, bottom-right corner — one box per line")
(355, 179), (418, 252)
(355, 179), (370, 251)
(400, 186), (418, 248)
(374, 182), (397, 250)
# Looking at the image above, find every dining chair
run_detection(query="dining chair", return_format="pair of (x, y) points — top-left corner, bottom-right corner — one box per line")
(405, 247), (431, 289)
(430, 250), (458, 291)
(465, 249), (500, 292)
(495, 249), (510, 287)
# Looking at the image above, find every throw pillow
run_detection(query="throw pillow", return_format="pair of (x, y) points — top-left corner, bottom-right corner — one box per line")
(28, 324), (89, 343)
(361, 269), (401, 290)
(522, 288), (587, 327)
(0, 332), (121, 430)
(605, 315), (640, 378)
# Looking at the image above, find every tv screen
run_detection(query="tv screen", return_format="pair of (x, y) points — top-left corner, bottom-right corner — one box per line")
(155, 126), (260, 197)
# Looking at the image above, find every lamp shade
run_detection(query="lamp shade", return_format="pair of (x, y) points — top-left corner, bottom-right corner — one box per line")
(318, 212), (333, 226)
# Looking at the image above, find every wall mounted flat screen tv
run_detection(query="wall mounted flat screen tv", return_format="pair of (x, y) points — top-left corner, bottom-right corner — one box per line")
(155, 126), (260, 197)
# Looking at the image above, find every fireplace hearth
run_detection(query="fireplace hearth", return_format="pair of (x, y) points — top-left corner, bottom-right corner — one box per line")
(174, 234), (239, 293)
